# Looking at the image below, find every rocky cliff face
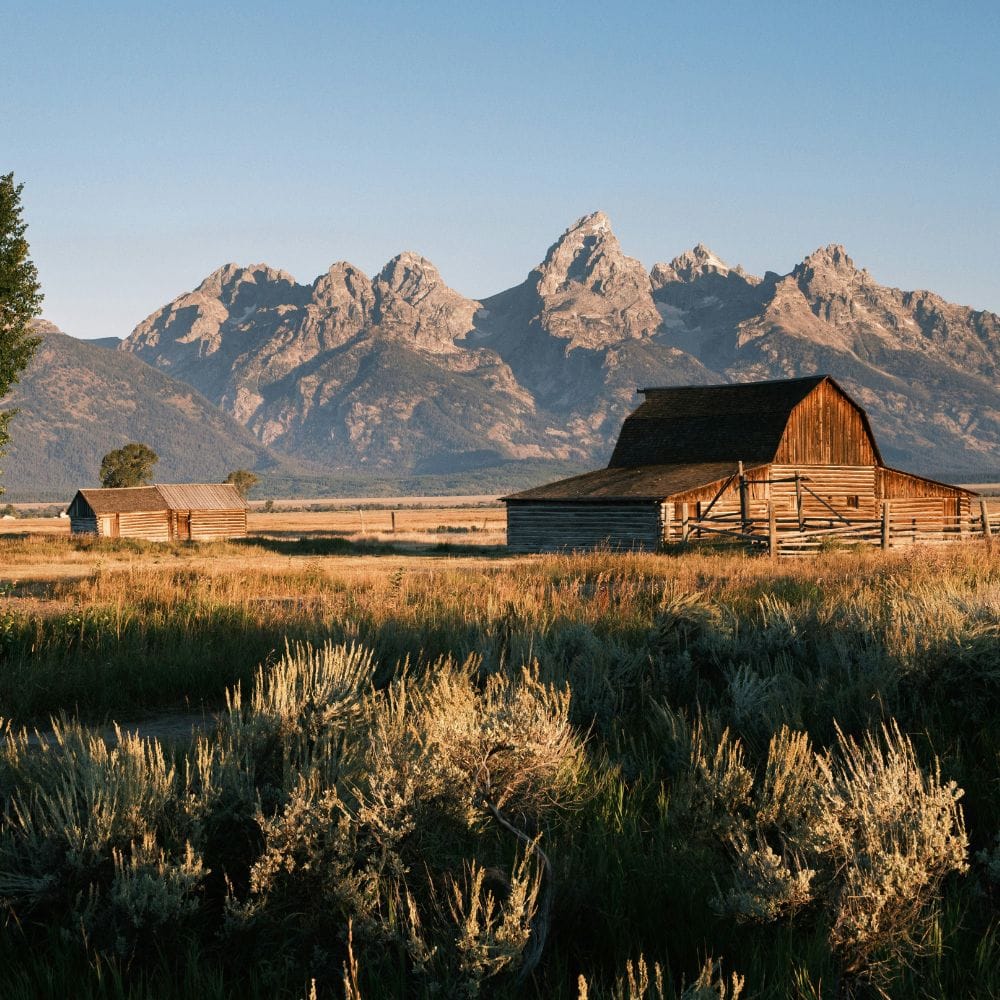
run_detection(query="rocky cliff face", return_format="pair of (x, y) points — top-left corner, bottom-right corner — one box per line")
(119, 215), (1000, 478)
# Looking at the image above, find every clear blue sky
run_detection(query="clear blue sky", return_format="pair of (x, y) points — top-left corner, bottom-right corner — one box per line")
(6, 1), (999, 340)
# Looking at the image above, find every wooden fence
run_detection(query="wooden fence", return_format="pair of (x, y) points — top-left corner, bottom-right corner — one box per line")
(667, 499), (1000, 558)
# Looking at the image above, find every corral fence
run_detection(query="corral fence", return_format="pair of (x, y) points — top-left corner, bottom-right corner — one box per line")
(666, 499), (1000, 559)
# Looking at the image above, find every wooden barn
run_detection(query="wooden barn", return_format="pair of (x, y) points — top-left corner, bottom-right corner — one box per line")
(504, 376), (978, 554)
(67, 484), (248, 541)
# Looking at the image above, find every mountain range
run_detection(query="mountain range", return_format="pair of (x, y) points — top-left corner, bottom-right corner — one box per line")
(4, 213), (998, 498)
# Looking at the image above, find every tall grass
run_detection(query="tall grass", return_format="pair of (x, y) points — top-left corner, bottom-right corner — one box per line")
(0, 539), (998, 996)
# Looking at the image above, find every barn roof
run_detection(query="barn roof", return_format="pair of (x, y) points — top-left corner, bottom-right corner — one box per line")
(504, 462), (759, 502)
(608, 375), (829, 467)
(155, 483), (247, 510)
(77, 487), (166, 514)
(74, 484), (247, 514)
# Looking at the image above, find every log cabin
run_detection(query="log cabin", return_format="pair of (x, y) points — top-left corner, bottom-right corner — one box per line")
(67, 484), (247, 541)
(503, 375), (976, 553)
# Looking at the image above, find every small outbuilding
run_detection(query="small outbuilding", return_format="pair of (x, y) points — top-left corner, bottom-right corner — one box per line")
(67, 484), (248, 541)
(503, 375), (977, 553)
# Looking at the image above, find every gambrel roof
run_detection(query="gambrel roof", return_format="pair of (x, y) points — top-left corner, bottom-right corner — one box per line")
(608, 375), (881, 467)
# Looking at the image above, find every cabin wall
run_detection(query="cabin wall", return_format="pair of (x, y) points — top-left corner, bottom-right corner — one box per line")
(506, 502), (663, 553)
(189, 509), (247, 540)
(70, 517), (99, 535)
(775, 381), (879, 466)
(117, 511), (171, 541)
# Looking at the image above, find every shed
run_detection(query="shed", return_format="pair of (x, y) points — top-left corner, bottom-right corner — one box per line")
(67, 484), (248, 541)
(503, 375), (976, 552)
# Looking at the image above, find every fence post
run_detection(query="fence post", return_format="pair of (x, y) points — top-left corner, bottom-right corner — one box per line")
(391, 510), (397, 533)
(983, 500), (994, 554)
(738, 460), (749, 532)
(768, 502), (777, 559)
(881, 500), (891, 551)
(681, 503), (690, 543)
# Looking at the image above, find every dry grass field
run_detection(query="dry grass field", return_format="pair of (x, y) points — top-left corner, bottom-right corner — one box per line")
(247, 503), (506, 538)
(0, 506), (998, 998)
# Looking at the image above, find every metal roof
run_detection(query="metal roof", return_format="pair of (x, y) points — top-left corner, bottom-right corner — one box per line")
(154, 483), (247, 510)
(74, 483), (247, 515)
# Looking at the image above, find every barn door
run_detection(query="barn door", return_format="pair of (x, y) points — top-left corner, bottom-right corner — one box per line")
(944, 497), (959, 533)
(177, 512), (191, 541)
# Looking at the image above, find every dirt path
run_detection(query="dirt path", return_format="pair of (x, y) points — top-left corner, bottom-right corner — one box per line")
(23, 710), (217, 751)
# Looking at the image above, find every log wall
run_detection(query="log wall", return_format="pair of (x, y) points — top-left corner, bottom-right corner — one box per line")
(70, 516), (98, 535)
(118, 511), (171, 541)
(190, 509), (247, 540)
(506, 502), (663, 553)
(771, 464), (879, 517)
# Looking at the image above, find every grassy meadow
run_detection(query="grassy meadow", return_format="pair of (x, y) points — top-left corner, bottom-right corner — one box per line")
(0, 517), (998, 998)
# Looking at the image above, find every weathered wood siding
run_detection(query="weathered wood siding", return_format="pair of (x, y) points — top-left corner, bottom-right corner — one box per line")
(189, 509), (247, 540)
(506, 502), (663, 553)
(878, 468), (971, 526)
(775, 380), (879, 466)
(70, 516), (98, 534)
(118, 511), (171, 541)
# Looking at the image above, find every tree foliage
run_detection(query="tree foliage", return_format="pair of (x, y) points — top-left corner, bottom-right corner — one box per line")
(0, 173), (43, 493)
(100, 442), (159, 488)
(225, 468), (259, 498)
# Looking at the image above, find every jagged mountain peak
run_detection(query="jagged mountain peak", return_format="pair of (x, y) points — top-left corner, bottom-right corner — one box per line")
(539, 210), (622, 282)
(651, 243), (743, 287)
(566, 210), (613, 235)
(195, 261), (300, 298)
(376, 251), (443, 292)
(535, 210), (648, 298)
(371, 252), (479, 352)
(797, 244), (861, 276)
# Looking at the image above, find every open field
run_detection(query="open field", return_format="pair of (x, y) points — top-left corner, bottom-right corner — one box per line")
(0, 528), (998, 998)
(0, 504), (507, 541)
(0, 507), (509, 581)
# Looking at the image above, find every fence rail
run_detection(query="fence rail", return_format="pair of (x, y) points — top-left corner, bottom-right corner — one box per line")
(667, 500), (999, 558)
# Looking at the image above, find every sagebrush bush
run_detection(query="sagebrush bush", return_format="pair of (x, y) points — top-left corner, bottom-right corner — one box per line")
(716, 721), (968, 986)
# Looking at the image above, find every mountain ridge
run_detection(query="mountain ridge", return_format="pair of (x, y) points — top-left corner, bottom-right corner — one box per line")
(7, 213), (997, 499)
(119, 213), (1000, 477)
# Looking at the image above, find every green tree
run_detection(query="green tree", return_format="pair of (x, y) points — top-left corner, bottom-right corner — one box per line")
(225, 468), (260, 498)
(100, 442), (159, 488)
(0, 173), (44, 495)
